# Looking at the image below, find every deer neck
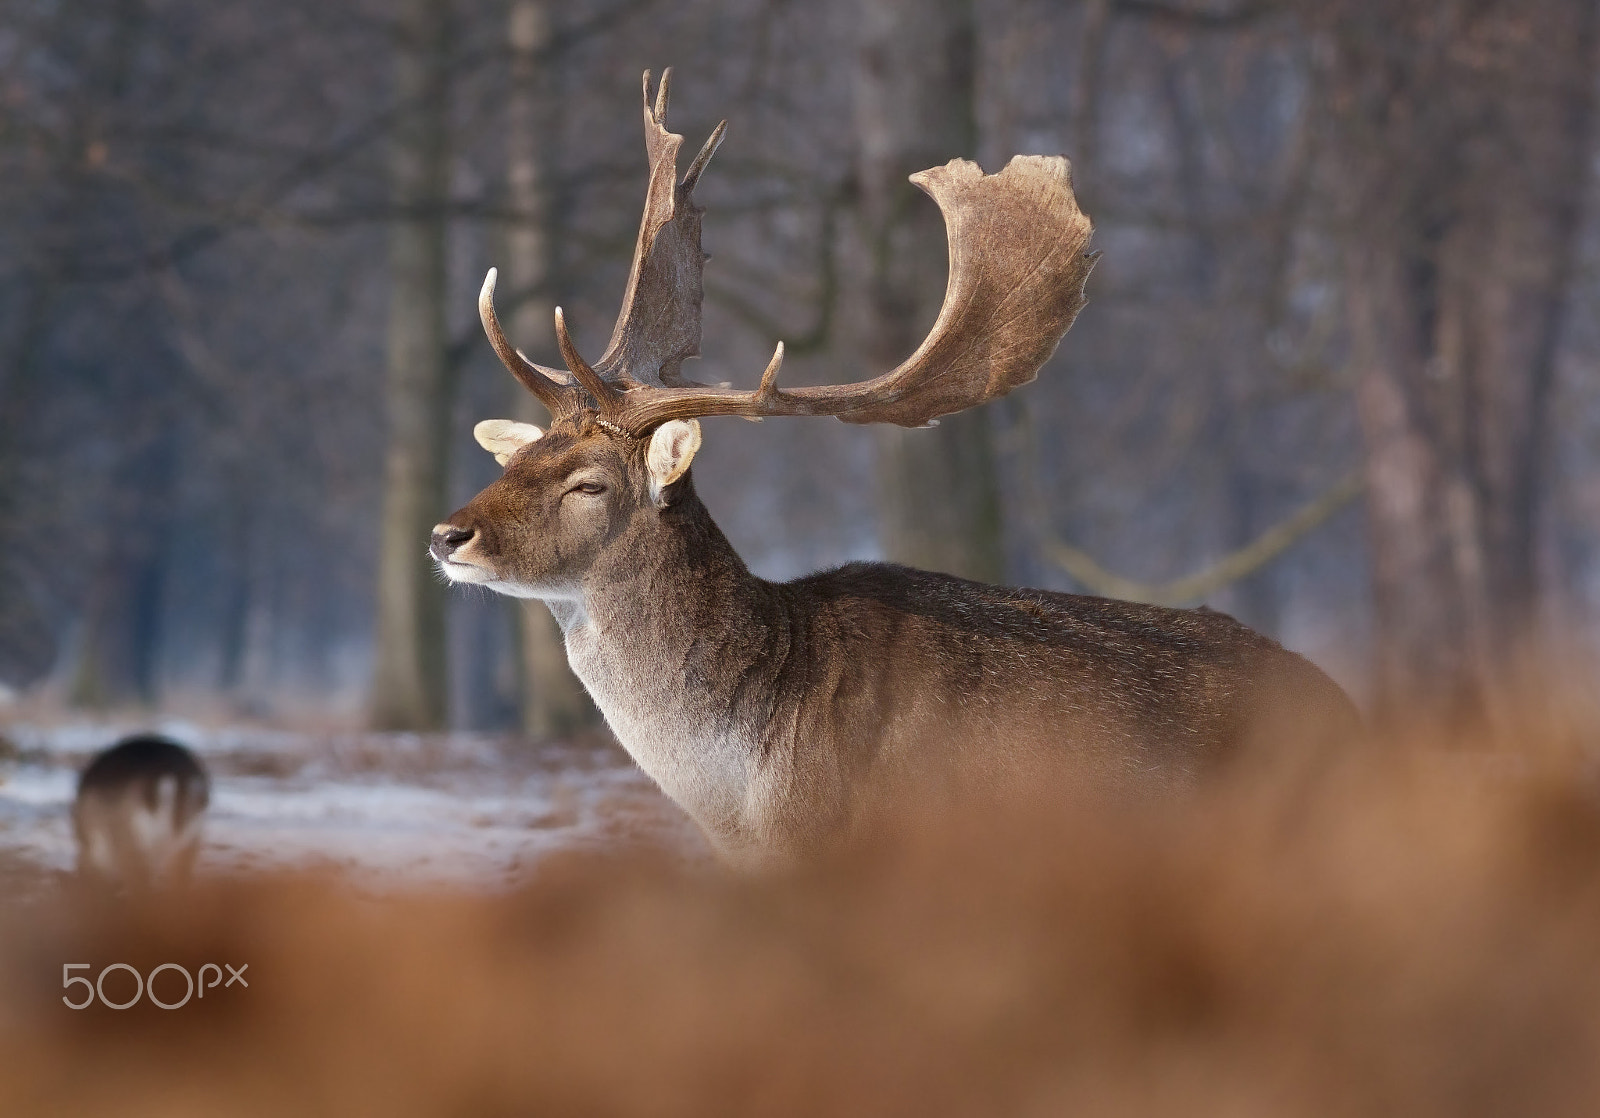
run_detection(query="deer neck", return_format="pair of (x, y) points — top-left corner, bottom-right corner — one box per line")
(556, 477), (778, 851)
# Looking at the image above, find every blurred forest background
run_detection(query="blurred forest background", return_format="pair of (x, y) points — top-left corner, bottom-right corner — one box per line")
(0, 0), (1596, 734)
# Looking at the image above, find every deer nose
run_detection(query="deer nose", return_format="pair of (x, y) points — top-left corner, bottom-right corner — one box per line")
(430, 524), (475, 560)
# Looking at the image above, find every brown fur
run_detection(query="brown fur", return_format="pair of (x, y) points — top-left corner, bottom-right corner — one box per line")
(448, 75), (1354, 864)
(437, 413), (1359, 865)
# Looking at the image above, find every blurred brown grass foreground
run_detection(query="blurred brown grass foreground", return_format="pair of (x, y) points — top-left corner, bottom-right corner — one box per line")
(5, 690), (1600, 1116)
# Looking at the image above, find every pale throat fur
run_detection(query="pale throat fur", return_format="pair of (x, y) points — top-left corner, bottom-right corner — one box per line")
(437, 416), (796, 862)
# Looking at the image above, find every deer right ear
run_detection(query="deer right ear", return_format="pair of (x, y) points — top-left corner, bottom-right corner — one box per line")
(646, 419), (701, 508)
(474, 419), (544, 466)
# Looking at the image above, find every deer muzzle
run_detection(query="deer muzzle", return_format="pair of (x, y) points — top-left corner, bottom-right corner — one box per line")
(430, 524), (476, 563)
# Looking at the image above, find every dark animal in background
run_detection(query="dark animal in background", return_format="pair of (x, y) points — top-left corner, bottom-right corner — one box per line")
(435, 70), (1359, 868)
(73, 734), (209, 889)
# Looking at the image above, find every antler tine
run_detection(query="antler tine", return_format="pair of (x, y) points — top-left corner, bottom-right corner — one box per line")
(554, 307), (620, 408)
(683, 120), (727, 193)
(611, 156), (1096, 436)
(479, 269), (576, 417)
(654, 67), (671, 121)
(756, 342), (784, 400)
(726, 342), (786, 422)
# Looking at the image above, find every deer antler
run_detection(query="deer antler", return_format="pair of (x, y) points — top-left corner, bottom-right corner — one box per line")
(593, 68), (726, 390)
(610, 155), (1096, 433)
(482, 73), (1096, 437)
(478, 269), (584, 419)
(480, 67), (725, 417)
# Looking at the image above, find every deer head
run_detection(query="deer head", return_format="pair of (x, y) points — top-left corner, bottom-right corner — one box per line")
(432, 68), (1097, 600)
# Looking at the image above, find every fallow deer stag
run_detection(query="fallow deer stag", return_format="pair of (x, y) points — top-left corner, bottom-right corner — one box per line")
(435, 70), (1357, 867)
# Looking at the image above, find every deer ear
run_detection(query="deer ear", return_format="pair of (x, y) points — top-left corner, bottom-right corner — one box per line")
(474, 419), (544, 466)
(645, 419), (701, 507)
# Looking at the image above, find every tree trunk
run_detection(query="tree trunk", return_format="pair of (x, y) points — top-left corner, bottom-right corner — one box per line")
(370, 0), (453, 730)
(70, 428), (177, 709)
(1317, 0), (1597, 719)
(0, 282), (63, 691)
(502, 0), (592, 739)
(1219, 468), (1282, 637)
(0, 1), (142, 693)
(215, 488), (253, 693)
(854, 0), (1005, 583)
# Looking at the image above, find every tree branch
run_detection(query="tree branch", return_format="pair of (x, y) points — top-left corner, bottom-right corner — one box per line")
(703, 193), (839, 357)
(1009, 396), (1361, 606)
(1033, 471), (1361, 605)
(1112, 0), (1275, 31)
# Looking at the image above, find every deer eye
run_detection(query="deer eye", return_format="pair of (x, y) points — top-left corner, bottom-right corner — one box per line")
(567, 480), (607, 497)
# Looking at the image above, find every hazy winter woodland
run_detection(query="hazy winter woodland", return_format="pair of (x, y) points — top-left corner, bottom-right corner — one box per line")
(1, 0), (1598, 734)
(11, 4), (1600, 1113)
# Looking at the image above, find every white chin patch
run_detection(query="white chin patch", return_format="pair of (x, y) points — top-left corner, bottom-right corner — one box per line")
(437, 558), (570, 601)
(437, 560), (554, 600)
(486, 580), (551, 600)
(437, 558), (493, 585)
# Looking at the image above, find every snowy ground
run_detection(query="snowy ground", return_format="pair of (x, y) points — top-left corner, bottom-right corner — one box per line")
(0, 720), (705, 892)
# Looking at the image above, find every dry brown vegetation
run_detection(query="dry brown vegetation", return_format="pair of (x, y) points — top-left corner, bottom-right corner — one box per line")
(2, 695), (1599, 1116)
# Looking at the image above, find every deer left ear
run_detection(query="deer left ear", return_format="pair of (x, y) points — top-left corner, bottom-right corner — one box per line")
(645, 419), (701, 507)
(474, 419), (544, 466)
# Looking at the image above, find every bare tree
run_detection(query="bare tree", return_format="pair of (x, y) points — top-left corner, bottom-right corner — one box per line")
(855, 0), (1004, 582)
(371, 0), (455, 730)
(1311, 0), (1598, 718)
(6, 0), (1600, 725)
(504, 0), (591, 737)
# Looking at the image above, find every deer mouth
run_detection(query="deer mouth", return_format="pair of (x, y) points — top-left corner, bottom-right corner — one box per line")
(435, 555), (494, 584)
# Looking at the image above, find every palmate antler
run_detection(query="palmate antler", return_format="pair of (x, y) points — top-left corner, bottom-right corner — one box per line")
(480, 70), (1097, 436)
(478, 68), (722, 419)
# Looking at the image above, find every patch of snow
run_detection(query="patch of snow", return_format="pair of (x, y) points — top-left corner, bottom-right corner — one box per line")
(0, 723), (706, 889)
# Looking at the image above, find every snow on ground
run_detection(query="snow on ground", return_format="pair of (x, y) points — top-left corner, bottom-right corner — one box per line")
(0, 719), (706, 890)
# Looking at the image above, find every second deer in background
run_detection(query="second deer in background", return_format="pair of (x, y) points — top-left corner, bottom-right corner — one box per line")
(74, 733), (209, 891)
(433, 70), (1359, 868)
